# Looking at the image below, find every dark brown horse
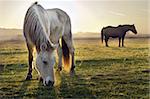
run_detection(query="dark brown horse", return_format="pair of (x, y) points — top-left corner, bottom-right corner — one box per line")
(101, 24), (137, 47)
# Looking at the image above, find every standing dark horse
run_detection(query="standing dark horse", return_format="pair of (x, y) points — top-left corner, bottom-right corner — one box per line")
(101, 24), (137, 47)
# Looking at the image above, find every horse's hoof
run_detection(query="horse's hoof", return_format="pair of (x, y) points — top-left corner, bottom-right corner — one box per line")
(39, 77), (43, 82)
(25, 75), (32, 80)
(57, 67), (62, 71)
(37, 76), (43, 82)
(70, 70), (75, 77)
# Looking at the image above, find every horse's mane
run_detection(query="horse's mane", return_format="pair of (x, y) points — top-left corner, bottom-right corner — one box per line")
(24, 2), (51, 50)
(118, 24), (133, 27)
(104, 24), (133, 29)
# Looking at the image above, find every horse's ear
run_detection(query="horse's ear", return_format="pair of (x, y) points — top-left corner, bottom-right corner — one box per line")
(40, 43), (47, 51)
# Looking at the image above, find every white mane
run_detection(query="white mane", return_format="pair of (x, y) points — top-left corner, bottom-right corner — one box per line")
(23, 3), (58, 49)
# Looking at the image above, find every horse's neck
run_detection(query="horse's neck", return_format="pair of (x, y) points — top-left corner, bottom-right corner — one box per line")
(122, 26), (131, 33)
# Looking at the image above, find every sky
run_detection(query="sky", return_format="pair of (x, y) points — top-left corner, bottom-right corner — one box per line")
(0, 0), (149, 34)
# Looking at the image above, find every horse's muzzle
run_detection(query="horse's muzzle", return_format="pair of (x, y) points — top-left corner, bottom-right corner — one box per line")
(45, 81), (54, 87)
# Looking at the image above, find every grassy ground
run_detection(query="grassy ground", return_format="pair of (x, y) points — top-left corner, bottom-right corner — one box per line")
(0, 38), (149, 98)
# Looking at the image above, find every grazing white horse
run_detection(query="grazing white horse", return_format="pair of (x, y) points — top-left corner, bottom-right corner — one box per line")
(23, 2), (75, 86)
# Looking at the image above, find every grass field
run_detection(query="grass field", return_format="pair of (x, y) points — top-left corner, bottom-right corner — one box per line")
(0, 38), (149, 98)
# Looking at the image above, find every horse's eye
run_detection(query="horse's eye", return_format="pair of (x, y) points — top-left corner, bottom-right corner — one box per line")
(43, 60), (47, 65)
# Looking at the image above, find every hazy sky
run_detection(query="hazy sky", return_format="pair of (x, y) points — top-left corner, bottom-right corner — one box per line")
(0, 0), (149, 34)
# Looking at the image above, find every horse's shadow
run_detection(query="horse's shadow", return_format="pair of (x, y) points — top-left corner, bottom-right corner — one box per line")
(33, 68), (95, 98)
(18, 59), (107, 98)
(18, 80), (32, 97)
(34, 59), (107, 98)
(15, 54), (148, 98)
(76, 58), (123, 68)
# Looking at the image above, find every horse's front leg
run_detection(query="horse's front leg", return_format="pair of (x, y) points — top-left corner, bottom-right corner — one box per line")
(119, 38), (121, 47)
(57, 45), (62, 71)
(122, 37), (125, 47)
(26, 43), (33, 80)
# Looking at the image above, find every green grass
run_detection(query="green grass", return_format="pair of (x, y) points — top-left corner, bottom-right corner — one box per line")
(0, 38), (149, 98)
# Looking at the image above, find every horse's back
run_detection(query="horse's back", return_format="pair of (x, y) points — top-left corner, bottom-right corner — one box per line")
(47, 8), (70, 23)
(102, 26), (117, 35)
(102, 26), (122, 37)
(46, 8), (71, 38)
(46, 8), (71, 31)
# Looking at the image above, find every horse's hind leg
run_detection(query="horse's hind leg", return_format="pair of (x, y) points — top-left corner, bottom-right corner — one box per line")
(63, 36), (75, 76)
(119, 38), (121, 47)
(26, 42), (33, 80)
(105, 37), (109, 47)
(57, 44), (62, 71)
(69, 44), (75, 76)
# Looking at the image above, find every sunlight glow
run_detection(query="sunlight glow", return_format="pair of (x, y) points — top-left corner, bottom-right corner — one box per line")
(0, 0), (149, 34)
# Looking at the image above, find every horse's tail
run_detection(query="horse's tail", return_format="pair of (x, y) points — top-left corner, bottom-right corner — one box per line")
(101, 28), (104, 43)
(62, 37), (70, 70)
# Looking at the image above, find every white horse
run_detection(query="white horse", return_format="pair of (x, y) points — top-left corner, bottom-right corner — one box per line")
(23, 2), (75, 86)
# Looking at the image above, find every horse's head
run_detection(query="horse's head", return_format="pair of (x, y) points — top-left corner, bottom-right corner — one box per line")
(36, 42), (55, 87)
(131, 24), (137, 34)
